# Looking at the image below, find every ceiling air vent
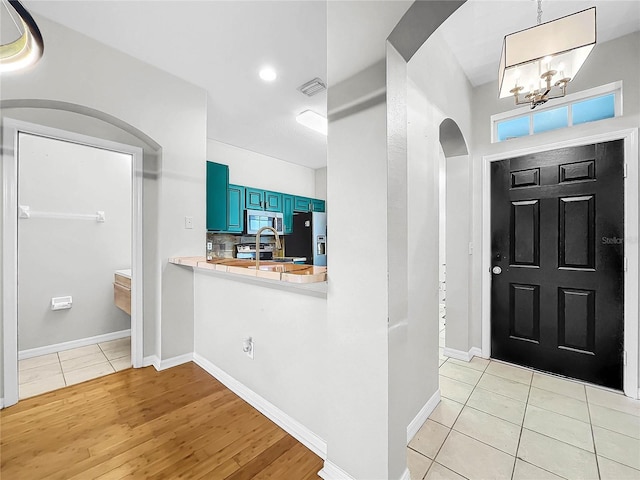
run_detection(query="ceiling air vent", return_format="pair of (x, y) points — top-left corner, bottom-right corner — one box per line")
(298, 77), (326, 97)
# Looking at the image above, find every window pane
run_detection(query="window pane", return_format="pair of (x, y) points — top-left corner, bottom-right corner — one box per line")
(533, 106), (568, 134)
(497, 116), (530, 142)
(572, 94), (615, 125)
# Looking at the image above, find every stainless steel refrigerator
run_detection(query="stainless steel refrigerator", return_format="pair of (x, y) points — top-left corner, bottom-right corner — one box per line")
(286, 212), (327, 266)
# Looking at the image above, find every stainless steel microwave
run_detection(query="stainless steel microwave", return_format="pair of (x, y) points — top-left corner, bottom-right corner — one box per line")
(245, 209), (284, 235)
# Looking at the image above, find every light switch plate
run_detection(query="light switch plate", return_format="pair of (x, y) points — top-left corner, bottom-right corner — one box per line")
(185, 216), (194, 229)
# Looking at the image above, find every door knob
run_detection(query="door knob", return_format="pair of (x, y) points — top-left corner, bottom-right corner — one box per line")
(492, 266), (502, 275)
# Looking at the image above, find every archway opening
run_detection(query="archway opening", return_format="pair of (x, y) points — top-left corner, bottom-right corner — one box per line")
(438, 118), (471, 358)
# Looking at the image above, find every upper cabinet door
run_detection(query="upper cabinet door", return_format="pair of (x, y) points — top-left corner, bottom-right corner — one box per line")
(245, 187), (264, 210)
(293, 196), (311, 212)
(264, 191), (283, 212)
(282, 194), (294, 234)
(206, 162), (229, 231)
(227, 184), (245, 233)
(311, 199), (325, 212)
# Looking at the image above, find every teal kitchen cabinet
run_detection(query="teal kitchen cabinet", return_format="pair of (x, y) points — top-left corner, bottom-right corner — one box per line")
(245, 187), (264, 210)
(282, 194), (294, 234)
(206, 162), (229, 231)
(264, 191), (283, 212)
(293, 196), (311, 212)
(245, 188), (282, 212)
(294, 196), (325, 213)
(311, 199), (326, 212)
(227, 184), (245, 233)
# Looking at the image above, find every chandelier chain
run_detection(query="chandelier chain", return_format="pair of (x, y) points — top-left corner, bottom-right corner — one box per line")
(537, 0), (543, 25)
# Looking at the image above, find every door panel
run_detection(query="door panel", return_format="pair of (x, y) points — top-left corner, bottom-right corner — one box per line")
(491, 140), (624, 389)
(511, 200), (539, 266)
(558, 288), (595, 354)
(509, 284), (540, 342)
(559, 196), (595, 269)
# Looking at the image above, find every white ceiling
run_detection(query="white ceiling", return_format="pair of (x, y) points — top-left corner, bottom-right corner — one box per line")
(24, 0), (331, 169)
(20, 1), (640, 170)
(438, 0), (640, 87)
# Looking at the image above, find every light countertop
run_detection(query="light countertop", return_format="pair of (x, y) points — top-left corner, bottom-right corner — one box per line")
(168, 256), (328, 297)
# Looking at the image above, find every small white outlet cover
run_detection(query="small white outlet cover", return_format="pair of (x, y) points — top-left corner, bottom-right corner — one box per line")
(243, 337), (254, 359)
(185, 216), (194, 229)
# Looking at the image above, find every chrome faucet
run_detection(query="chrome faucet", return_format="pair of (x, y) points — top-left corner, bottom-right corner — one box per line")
(255, 226), (281, 269)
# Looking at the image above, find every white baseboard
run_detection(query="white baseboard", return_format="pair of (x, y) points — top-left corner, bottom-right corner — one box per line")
(470, 347), (483, 358)
(443, 346), (482, 362)
(143, 355), (160, 369)
(318, 460), (356, 480)
(193, 352), (327, 459)
(320, 462), (406, 480)
(142, 353), (193, 371)
(18, 329), (131, 360)
(407, 389), (441, 443)
(158, 353), (194, 371)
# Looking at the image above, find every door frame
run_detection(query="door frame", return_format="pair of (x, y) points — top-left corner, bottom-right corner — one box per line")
(2, 118), (144, 407)
(481, 128), (639, 399)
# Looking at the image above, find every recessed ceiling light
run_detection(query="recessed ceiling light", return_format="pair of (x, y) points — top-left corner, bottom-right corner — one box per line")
(296, 110), (327, 136)
(259, 67), (277, 82)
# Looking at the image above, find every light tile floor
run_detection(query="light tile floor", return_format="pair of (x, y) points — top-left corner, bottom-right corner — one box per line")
(409, 306), (640, 480)
(18, 337), (131, 399)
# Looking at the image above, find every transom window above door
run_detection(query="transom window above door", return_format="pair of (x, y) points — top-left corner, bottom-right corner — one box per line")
(492, 82), (622, 143)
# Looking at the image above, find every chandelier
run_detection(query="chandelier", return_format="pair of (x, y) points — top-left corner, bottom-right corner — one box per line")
(498, 2), (596, 109)
(0, 0), (44, 73)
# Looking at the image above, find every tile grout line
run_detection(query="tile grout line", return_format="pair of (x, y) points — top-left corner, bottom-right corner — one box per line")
(525, 397), (593, 425)
(424, 461), (471, 480)
(58, 352), (70, 387)
(516, 458), (571, 480)
(586, 389), (603, 480)
(510, 375), (532, 480)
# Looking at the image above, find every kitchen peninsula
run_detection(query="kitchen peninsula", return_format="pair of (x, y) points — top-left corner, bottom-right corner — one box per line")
(169, 256), (327, 297)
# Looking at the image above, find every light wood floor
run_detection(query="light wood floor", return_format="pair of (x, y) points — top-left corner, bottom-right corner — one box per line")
(1, 362), (323, 479)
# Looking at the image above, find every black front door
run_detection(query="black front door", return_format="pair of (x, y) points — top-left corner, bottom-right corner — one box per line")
(491, 140), (624, 390)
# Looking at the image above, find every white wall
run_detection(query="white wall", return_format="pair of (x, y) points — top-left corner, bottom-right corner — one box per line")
(207, 139), (316, 198)
(315, 167), (327, 202)
(470, 31), (640, 365)
(444, 154), (471, 353)
(192, 271), (327, 443)
(406, 29), (474, 418)
(1, 14), (207, 399)
(438, 146), (446, 288)
(325, 100), (391, 478)
(17, 134), (131, 350)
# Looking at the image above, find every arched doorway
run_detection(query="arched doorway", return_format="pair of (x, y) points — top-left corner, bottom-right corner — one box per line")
(438, 118), (472, 359)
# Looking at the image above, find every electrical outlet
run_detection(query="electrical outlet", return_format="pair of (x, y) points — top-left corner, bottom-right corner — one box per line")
(243, 337), (254, 359)
(185, 216), (194, 229)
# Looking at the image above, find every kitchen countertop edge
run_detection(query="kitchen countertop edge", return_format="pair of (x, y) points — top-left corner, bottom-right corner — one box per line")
(168, 257), (327, 298)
